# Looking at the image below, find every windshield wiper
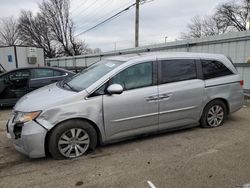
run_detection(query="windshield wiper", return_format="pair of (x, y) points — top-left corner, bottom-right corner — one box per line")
(61, 80), (78, 92)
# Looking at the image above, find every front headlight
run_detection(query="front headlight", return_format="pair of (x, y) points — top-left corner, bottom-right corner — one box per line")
(13, 111), (41, 124)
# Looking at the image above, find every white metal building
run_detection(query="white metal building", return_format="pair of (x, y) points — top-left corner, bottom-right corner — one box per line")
(0, 46), (45, 72)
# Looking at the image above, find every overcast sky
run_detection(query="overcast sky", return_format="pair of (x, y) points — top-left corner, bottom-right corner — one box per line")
(0, 0), (228, 51)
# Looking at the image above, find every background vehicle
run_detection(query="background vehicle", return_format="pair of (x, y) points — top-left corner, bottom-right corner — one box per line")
(6, 53), (244, 159)
(0, 67), (75, 106)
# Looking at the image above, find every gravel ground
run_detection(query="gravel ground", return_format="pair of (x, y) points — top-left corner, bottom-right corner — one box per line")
(0, 103), (250, 188)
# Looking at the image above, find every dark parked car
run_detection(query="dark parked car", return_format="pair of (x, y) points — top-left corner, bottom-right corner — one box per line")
(0, 67), (75, 106)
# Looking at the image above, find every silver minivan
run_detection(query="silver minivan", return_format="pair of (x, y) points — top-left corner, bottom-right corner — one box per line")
(6, 52), (244, 159)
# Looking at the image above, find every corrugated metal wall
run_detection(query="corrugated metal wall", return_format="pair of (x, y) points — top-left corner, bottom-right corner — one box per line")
(46, 31), (250, 90)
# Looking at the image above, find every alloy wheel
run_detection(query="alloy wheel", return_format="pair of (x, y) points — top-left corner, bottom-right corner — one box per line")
(207, 105), (224, 127)
(58, 128), (90, 158)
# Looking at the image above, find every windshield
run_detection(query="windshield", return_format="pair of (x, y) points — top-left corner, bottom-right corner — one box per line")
(64, 60), (124, 91)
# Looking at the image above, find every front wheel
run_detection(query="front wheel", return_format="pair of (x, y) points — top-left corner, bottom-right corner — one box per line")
(200, 100), (227, 128)
(48, 120), (97, 159)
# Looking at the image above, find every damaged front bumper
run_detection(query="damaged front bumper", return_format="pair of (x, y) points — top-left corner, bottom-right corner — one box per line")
(6, 116), (48, 158)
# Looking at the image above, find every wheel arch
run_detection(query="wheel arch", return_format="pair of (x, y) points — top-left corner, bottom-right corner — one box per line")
(200, 98), (230, 120)
(44, 118), (103, 156)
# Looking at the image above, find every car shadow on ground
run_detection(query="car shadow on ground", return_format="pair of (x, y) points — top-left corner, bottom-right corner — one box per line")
(0, 108), (246, 167)
(0, 107), (13, 111)
(1, 125), (200, 167)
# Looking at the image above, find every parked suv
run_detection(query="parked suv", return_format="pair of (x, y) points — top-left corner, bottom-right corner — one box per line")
(6, 52), (244, 159)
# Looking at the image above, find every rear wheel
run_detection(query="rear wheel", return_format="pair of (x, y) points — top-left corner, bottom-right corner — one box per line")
(48, 120), (97, 159)
(200, 100), (227, 128)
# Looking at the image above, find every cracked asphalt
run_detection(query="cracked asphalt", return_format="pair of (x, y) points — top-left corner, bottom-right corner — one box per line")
(0, 102), (250, 188)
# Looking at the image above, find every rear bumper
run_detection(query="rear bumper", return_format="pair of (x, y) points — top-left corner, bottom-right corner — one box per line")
(7, 118), (47, 158)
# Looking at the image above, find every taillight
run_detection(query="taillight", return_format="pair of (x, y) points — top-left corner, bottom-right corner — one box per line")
(240, 80), (244, 87)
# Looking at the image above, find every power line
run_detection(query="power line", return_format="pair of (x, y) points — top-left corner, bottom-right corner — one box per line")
(70, 0), (91, 15)
(74, 0), (113, 23)
(75, 2), (136, 36)
(72, 0), (100, 20)
(76, 0), (134, 32)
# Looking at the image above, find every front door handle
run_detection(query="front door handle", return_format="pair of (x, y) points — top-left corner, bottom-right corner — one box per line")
(145, 95), (158, 102)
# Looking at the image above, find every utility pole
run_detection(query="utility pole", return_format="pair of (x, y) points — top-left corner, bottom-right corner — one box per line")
(247, 16), (250, 30)
(135, 0), (140, 47)
(165, 36), (168, 43)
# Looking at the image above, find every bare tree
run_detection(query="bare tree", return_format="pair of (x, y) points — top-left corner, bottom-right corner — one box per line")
(0, 17), (20, 46)
(93, 48), (102, 54)
(181, 0), (250, 39)
(181, 16), (203, 39)
(181, 15), (228, 39)
(18, 0), (90, 57)
(215, 0), (250, 31)
(39, 0), (85, 56)
(18, 10), (57, 58)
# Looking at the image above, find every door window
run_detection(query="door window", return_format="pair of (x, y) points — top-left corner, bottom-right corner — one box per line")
(32, 69), (54, 79)
(201, 60), (233, 80)
(9, 70), (30, 81)
(160, 59), (197, 84)
(8, 70), (30, 89)
(111, 62), (153, 90)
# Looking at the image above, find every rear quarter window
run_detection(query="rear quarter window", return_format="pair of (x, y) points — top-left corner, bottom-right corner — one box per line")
(201, 60), (233, 80)
(54, 70), (65, 76)
(32, 69), (54, 79)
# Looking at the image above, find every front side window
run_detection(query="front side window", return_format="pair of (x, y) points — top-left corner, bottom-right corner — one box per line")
(9, 70), (30, 81)
(201, 60), (233, 80)
(65, 60), (124, 91)
(160, 59), (197, 84)
(111, 62), (153, 90)
(7, 70), (30, 88)
(32, 69), (54, 79)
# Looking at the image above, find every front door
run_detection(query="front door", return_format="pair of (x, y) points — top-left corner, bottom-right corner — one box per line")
(0, 69), (30, 105)
(103, 61), (159, 141)
(158, 59), (204, 130)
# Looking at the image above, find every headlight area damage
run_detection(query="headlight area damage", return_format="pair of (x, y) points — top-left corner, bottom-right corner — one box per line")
(12, 111), (41, 139)
(13, 111), (41, 124)
(7, 111), (48, 158)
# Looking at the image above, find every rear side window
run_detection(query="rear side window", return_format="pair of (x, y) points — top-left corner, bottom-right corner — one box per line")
(32, 69), (54, 79)
(160, 59), (197, 84)
(201, 60), (233, 80)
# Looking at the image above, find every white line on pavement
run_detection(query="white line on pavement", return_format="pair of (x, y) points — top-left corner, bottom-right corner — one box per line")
(147, 181), (157, 188)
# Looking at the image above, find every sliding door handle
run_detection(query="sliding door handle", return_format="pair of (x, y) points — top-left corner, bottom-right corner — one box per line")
(158, 93), (172, 100)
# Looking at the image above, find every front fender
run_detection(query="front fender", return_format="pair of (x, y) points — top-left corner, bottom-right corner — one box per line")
(36, 97), (106, 142)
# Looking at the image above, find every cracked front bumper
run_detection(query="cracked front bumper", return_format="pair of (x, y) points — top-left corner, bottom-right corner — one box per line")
(6, 117), (48, 158)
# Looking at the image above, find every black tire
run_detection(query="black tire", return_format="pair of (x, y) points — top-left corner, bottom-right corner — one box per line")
(200, 100), (227, 128)
(48, 119), (97, 159)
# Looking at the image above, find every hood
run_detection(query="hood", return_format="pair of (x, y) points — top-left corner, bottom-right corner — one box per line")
(14, 83), (82, 112)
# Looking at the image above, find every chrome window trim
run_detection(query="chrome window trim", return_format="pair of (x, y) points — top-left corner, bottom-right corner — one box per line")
(30, 73), (68, 81)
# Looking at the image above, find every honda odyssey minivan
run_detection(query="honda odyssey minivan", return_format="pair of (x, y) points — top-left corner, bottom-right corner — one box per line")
(6, 52), (244, 159)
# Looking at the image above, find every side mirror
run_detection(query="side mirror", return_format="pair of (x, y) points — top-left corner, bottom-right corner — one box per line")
(107, 84), (123, 95)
